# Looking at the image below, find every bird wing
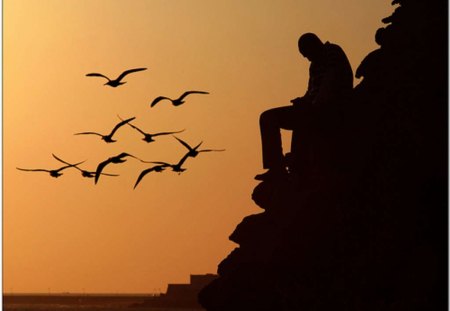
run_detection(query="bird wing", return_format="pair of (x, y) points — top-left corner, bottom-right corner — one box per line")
(52, 154), (70, 165)
(152, 129), (185, 137)
(52, 154), (84, 171)
(198, 149), (226, 153)
(116, 68), (147, 82)
(193, 141), (203, 150)
(150, 96), (172, 107)
(127, 121), (147, 135)
(16, 167), (49, 172)
(179, 90), (210, 101)
(85, 170), (118, 177)
(149, 161), (171, 166)
(95, 159), (112, 184)
(86, 73), (111, 81)
(120, 153), (149, 163)
(74, 132), (103, 137)
(117, 115), (145, 135)
(109, 116), (136, 137)
(134, 167), (158, 189)
(99, 172), (120, 177)
(176, 152), (191, 167)
(57, 161), (86, 172)
(115, 152), (133, 160)
(174, 136), (194, 151)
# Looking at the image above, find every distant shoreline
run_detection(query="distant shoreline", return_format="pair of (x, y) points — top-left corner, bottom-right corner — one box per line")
(4, 293), (159, 296)
(4, 274), (217, 310)
(3, 293), (155, 307)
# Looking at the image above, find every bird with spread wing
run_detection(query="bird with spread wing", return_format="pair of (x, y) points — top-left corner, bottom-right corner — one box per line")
(86, 68), (147, 87)
(118, 115), (184, 143)
(17, 159), (85, 178)
(133, 164), (169, 189)
(150, 91), (209, 107)
(174, 136), (225, 158)
(94, 152), (151, 184)
(75, 117), (135, 143)
(52, 154), (119, 179)
(149, 152), (191, 175)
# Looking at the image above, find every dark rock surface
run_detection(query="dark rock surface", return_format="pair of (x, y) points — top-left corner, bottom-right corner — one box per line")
(199, 0), (447, 310)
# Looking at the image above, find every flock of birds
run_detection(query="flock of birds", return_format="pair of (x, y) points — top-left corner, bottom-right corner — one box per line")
(17, 67), (224, 189)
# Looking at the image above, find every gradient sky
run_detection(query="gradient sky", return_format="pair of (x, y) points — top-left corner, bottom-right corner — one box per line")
(4, 0), (393, 293)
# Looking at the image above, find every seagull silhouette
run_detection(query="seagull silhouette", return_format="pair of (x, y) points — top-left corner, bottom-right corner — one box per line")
(118, 115), (184, 143)
(86, 68), (147, 87)
(95, 152), (147, 184)
(75, 116), (136, 143)
(17, 161), (85, 178)
(52, 154), (118, 179)
(133, 164), (169, 189)
(174, 136), (225, 158)
(150, 152), (191, 174)
(150, 91), (209, 107)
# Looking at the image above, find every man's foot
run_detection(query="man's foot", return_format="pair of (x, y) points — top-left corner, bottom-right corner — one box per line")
(254, 168), (288, 181)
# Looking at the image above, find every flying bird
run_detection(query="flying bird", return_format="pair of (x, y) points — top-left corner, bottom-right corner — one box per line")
(150, 152), (191, 174)
(150, 91), (209, 107)
(75, 116), (136, 143)
(133, 164), (169, 189)
(174, 136), (225, 158)
(52, 154), (118, 179)
(86, 68), (147, 87)
(95, 152), (147, 184)
(118, 115), (184, 143)
(17, 161), (85, 178)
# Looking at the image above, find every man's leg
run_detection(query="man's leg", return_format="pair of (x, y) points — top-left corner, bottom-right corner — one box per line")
(258, 106), (298, 179)
(289, 101), (314, 172)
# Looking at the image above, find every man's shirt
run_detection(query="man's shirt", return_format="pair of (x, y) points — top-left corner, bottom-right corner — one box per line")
(304, 42), (353, 104)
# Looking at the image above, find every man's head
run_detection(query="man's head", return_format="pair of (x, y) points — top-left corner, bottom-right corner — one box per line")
(298, 33), (324, 62)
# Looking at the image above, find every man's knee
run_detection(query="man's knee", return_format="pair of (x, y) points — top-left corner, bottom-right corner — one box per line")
(260, 106), (293, 128)
(259, 109), (274, 127)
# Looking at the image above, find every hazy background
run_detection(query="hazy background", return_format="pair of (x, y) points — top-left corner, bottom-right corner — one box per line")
(4, 0), (393, 293)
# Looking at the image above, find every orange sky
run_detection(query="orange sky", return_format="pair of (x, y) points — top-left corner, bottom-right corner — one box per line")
(4, 0), (394, 293)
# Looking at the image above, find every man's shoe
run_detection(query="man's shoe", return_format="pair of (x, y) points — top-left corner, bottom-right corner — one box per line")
(254, 168), (288, 181)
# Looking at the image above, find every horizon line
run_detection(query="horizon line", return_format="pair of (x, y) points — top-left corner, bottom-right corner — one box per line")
(3, 292), (162, 296)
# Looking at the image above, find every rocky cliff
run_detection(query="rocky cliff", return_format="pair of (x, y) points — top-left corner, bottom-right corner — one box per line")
(199, 0), (447, 310)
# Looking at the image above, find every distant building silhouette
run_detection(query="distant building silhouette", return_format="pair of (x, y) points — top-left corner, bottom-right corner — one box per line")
(135, 274), (218, 309)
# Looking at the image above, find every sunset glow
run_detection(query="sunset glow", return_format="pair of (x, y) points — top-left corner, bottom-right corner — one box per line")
(4, 0), (393, 293)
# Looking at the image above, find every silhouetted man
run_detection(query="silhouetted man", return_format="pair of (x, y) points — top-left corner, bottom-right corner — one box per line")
(255, 33), (353, 181)
(355, 27), (385, 81)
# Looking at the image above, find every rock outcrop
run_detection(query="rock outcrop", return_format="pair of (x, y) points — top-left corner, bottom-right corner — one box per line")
(199, 0), (447, 310)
